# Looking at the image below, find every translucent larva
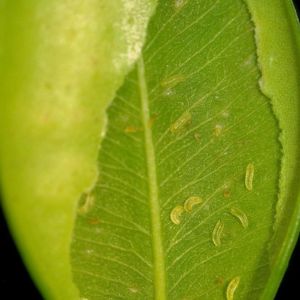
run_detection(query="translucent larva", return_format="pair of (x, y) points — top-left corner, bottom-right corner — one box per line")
(161, 74), (185, 89)
(129, 287), (139, 294)
(170, 112), (192, 134)
(174, 0), (188, 11)
(78, 193), (95, 215)
(245, 163), (254, 191)
(226, 276), (240, 300)
(170, 205), (184, 225)
(213, 124), (223, 137)
(212, 220), (224, 246)
(194, 132), (201, 142)
(184, 196), (203, 212)
(230, 207), (249, 228)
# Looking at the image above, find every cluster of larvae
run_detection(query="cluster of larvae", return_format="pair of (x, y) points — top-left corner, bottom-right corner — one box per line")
(169, 163), (254, 299)
(170, 196), (203, 225)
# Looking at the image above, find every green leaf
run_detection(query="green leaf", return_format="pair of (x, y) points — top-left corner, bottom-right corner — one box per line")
(71, 0), (299, 299)
(0, 1), (156, 299)
(245, 1), (300, 298)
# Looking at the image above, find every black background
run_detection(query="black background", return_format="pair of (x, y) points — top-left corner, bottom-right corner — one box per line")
(0, 1), (299, 299)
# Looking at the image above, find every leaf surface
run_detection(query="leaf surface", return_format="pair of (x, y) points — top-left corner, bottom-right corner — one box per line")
(71, 0), (282, 299)
(0, 1), (155, 299)
(245, 1), (300, 298)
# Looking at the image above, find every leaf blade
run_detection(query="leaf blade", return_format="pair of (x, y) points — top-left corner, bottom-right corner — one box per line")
(245, 0), (300, 298)
(0, 1), (156, 298)
(71, 0), (290, 299)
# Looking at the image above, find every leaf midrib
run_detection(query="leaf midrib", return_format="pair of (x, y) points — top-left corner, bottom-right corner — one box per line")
(138, 56), (166, 300)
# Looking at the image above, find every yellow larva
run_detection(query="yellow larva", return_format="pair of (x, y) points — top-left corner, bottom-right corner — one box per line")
(212, 220), (224, 247)
(170, 112), (192, 134)
(161, 74), (185, 89)
(226, 276), (240, 300)
(245, 163), (254, 191)
(230, 207), (249, 228)
(78, 193), (95, 215)
(170, 205), (184, 225)
(184, 196), (203, 212)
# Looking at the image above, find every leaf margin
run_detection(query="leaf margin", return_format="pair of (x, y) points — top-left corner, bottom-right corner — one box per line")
(244, 0), (300, 298)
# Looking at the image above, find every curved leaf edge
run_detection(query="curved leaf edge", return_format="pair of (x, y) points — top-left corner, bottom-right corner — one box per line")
(0, 1), (157, 299)
(245, 0), (300, 298)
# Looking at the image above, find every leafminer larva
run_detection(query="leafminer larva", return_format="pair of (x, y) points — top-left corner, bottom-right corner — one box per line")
(245, 163), (254, 191)
(184, 196), (203, 212)
(194, 132), (201, 142)
(170, 205), (184, 225)
(212, 220), (224, 246)
(170, 112), (192, 134)
(161, 74), (185, 89)
(129, 287), (139, 294)
(226, 276), (240, 300)
(213, 124), (223, 137)
(78, 193), (95, 215)
(230, 207), (249, 228)
(174, 0), (188, 11)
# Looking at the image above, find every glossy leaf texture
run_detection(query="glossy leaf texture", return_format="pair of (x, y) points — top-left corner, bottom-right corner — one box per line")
(71, 0), (281, 299)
